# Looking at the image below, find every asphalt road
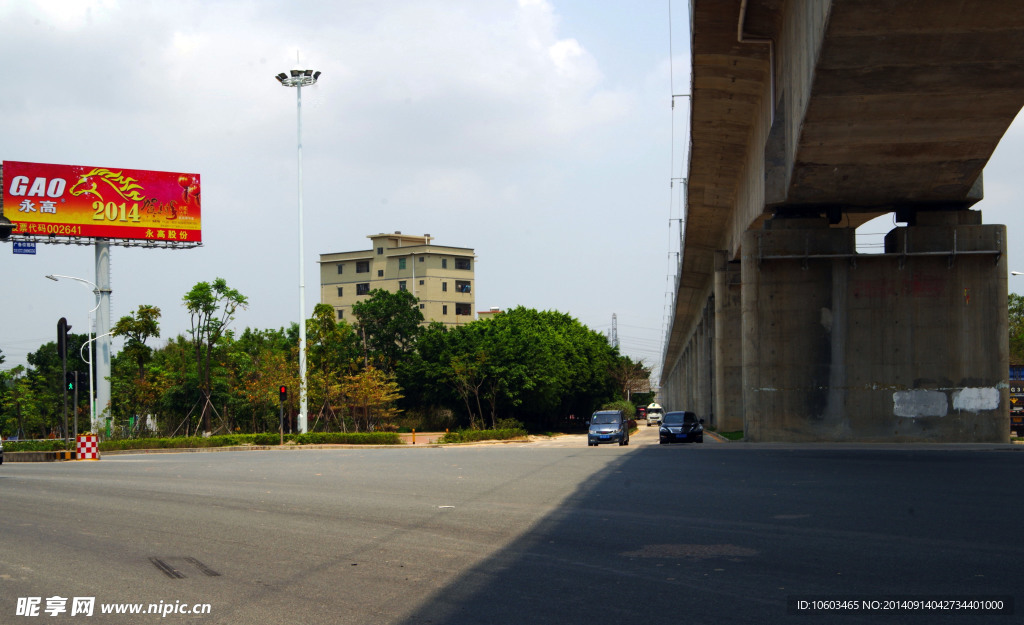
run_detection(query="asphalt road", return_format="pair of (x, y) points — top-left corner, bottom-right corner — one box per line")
(1, 427), (1021, 624)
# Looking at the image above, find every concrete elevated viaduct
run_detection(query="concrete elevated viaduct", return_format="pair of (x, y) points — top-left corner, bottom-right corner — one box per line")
(661, 0), (1024, 442)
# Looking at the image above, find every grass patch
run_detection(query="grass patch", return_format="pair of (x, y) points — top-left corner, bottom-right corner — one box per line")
(439, 428), (528, 444)
(717, 431), (745, 441)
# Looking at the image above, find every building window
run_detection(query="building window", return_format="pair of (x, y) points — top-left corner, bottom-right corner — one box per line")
(356, 261), (369, 273)
(455, 280), (471, 294)
(455, 303), (471, 316)
(377, 247), (383, 255)
(356, 283), (370, 295)
(337, 287), (343, 297)
(377, 269), (384, 277)
(399, 257), (407, 270)
(419, 279), (424, 285)
(398, 281), (407, 291)
(419, 304), (425, 309)
(455, 258), (471, 270)
(336, 264), (344, 274)
(443, 305), (448, 315)
(419, 256), (424, 262)
(442, 258), (448, 269)
(442, 282), (448, 292)
(337, 309), (344, 319)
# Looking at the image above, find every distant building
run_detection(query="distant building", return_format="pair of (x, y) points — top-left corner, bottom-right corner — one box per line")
(319, 232), (476, 326)
(477, 307), (502, 320)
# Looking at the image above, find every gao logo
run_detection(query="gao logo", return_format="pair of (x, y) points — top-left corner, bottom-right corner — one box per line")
(7, 176), (66, 198)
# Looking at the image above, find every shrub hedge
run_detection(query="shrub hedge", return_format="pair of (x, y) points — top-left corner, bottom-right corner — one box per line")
(3, 432), (401, 452)
(439, 428), (528, 443)
(2, 439), (73, 452)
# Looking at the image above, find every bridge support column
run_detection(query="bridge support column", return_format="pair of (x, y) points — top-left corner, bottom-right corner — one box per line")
(741, 211), (1008, 442)
(714, 252), (744, 432)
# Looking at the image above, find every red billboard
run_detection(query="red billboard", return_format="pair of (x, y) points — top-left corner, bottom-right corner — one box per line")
(2, 161), (201, 243)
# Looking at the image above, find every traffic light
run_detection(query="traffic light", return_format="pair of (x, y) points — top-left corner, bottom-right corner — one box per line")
(57, 317), (72, 359)
(279, 385), (287, 402)
(65, 371), (76, 392)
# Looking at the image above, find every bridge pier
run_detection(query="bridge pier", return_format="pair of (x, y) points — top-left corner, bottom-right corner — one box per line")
(737, 210), (1008, 442)
(665, 0), (1024, 443)
(714, 252), (744, 433)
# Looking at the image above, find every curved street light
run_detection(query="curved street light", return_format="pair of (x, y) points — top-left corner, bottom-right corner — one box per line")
(275, 64), (320, 434)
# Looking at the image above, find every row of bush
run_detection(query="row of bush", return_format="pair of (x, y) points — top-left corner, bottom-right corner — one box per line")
(2, 431), (402, 452)
(3, 428), (542, 451)
(439, 428), (529, 443)
(1, 439), (72, 452)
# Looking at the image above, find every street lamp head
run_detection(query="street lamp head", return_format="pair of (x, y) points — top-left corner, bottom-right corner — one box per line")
(45, 274), (58, 281)
(275, 68), (321, 88)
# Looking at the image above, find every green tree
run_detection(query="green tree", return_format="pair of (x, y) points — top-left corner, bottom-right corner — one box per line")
(609, 356), (651, 402)
(113, 305), (161, 379)
(1010, 293), (1024, 363)
(111, 305), (162, 435)
(183, 278), (248, 433)
(149, 335), (202, 436)
(0, 365), (36, 438)
(352, 289), (424, 372)
(227, 327), (297, 434)
(342, 366), (403, 432)
(396, 322), (459, 418)
(306, 304), (360, 430)
(402, 307), (619, 431)
(24, 335), (91, 438)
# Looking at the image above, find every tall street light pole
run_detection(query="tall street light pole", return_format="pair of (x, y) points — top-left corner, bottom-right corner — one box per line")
(275, 65), (321, 434)
(46, 274), (99, 431)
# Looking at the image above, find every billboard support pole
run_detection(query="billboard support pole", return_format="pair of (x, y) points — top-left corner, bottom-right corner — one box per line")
(95, 241), (112, 433)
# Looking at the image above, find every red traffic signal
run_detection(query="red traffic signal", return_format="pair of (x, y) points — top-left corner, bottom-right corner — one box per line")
(279, 385), (287, 402)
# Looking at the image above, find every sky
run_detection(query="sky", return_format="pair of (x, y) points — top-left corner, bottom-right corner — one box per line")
(2, 0), (1024, 386)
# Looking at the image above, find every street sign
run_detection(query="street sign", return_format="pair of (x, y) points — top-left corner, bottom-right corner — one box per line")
(12, 241), (36, 255)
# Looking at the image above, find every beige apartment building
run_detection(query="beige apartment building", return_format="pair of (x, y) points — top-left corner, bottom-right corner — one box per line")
(319, 232), (476, 326)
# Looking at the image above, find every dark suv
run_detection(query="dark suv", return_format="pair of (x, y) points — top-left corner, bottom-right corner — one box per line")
(588, 410), (630, 446)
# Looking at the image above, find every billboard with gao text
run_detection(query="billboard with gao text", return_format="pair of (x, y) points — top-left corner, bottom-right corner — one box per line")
(2, 161), (201, 243)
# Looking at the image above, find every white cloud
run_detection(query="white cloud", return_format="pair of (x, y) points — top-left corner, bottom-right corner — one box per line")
(0, 0), (676, 373)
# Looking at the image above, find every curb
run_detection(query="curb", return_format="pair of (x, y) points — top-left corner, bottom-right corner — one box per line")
(100, 443), (419, 456)
(6, 450), (79, 462)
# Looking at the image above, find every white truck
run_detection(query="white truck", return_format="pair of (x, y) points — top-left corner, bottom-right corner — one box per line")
(646, 403), (664, 427)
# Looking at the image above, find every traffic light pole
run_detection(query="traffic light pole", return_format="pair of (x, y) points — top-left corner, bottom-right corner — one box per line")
(73, 372), (79, 443)
(58, 317), (70, 446)
(62, 358), (68, 446)
(279, 385), (287, 445)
